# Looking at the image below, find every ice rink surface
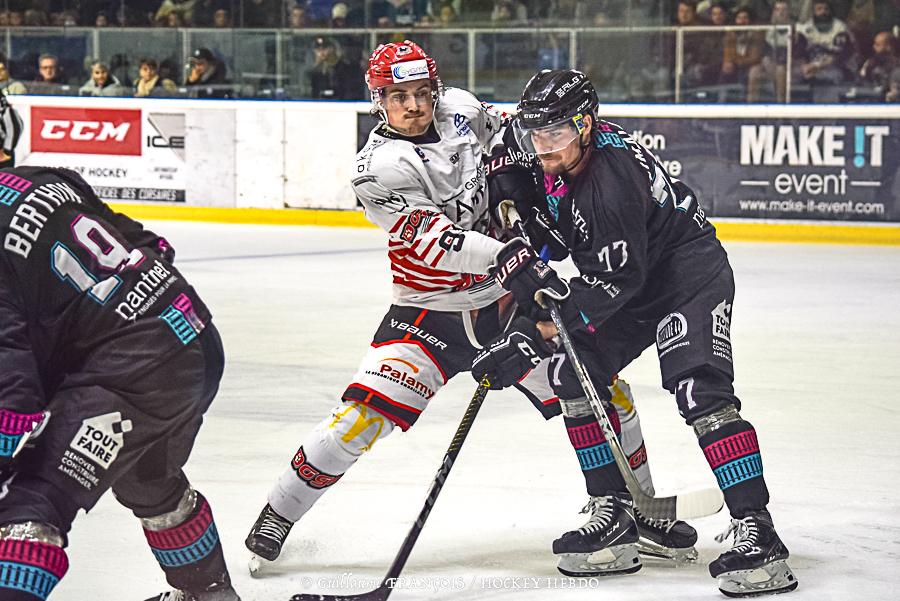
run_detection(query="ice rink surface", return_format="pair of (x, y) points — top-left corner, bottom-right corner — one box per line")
(52, 221), (900, 601)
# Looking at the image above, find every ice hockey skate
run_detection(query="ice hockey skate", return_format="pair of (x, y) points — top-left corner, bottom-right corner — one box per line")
(710, 510), (798, 597)
(552, 493), (642, 577)
(634, 505), (699, 563)
(144, 582), (240, 601)
(246, 503), (294, 574)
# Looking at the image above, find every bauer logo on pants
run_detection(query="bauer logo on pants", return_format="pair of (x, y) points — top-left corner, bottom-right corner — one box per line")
(69, 412), (133, 469)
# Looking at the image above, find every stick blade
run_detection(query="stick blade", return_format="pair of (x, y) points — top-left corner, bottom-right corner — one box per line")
(290, 586), (390, 601)
(633, 487), (723, 521)
(675, 487), (724, 520)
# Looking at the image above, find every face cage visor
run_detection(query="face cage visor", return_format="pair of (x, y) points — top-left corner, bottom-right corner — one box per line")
(514, 113), (588, 155)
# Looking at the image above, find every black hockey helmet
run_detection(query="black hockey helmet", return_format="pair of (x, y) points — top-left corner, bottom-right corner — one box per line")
(514, 69), (598, 155)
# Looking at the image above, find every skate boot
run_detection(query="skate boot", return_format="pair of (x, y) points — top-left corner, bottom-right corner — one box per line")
(245, 503), (294, 562)
(634, 505), (699, 563)
(145, 582), (241, 601)
(710, 509), (798, 597)
(552, 493), (642, 577)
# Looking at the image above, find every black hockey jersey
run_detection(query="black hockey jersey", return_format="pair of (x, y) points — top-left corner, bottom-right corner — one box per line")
(0, 167), (211, 415)
(506, 120), (728, 333)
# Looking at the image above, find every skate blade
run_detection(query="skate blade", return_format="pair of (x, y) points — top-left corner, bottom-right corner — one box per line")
(636, 537), (698, 564)
(557, 543), (642, 577)
(248, 553), (268, 577)
(717, 559), (799, 597)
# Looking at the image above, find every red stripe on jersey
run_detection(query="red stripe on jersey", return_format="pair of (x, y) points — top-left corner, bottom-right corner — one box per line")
(371, 339), (449, 383)
(389, 215), (406, 234)
(430, 249), (446, 267)
(391, 263), (463, 286)
(403, 309), (428, 341)
(389, 252), (456, 277)
(391, 275), (447, 292)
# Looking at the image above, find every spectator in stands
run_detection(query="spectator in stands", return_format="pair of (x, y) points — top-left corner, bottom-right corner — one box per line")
(748, 0), (793, 101)
(165, 11), (183, 26)
(679, 0), (723, 92)
(212, 8), (231, 27)
(0, 60), (27, 95)
(0, 11), (8, 26)
(858, 31), (899, 93)
(795, 0), (858, 101)
(242, 0), (283, 27)
(185, 47), (232, 98)
(134, 58), (178, 97)
(8, 11), (24, 27)
(437, 2), (458, 25)
(290, 5), (310, 27)
(34, 54), (66, 85)
(24, 8), (50, 25)
(95, 10), (110, 26)
(307, 36), (363, 99)
(331, 2), (349, 27)
(79, 60), (127, 97)
(155, 0), (196, 26)
(721, 7), (765, 95)
(491, 0), (528, 23)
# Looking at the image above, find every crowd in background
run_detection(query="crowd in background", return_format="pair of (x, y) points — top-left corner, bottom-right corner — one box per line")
(0, 0), (898, 102)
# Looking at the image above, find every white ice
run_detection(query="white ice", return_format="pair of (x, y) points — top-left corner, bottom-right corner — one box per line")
(53, 222), (900, 601)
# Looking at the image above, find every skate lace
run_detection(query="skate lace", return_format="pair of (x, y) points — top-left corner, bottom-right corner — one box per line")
(715, 516), (758, 554)
(258, 508), (293, 542)
(633, 506), (675, 534)
(157, 591), (187, 601)
(577, 496), (615, 535)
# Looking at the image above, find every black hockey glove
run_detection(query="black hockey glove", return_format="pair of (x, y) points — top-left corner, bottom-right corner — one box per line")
(491, 238), (570, 321)
(472, 317), (553, 390)
(0, 410), (50, 470)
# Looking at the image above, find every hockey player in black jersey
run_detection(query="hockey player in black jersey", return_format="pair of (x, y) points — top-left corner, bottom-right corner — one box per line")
(0, 167), (239, 601)
(473, 70), (798, 597)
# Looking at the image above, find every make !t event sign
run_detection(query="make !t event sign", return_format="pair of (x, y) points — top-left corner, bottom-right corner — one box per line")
(609, 117), (899, 222)
(25, 105), (186, 203)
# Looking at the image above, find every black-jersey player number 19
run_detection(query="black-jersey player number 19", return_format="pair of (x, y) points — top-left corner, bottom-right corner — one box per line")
(50, 214), (143, 305)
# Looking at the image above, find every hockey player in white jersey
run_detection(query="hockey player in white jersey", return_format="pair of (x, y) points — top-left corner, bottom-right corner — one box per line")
(244, 40), (695, 573)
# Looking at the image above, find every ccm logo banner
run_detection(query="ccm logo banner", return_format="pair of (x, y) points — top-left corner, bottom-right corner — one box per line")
(31, 107), (142, 156)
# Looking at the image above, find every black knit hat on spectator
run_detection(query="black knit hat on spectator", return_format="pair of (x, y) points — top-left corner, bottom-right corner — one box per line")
(191, 48), (215, 63)
(314, 37), (335, 49)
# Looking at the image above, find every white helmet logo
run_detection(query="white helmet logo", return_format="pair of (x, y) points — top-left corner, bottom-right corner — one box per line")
(391, 59), (429, 83)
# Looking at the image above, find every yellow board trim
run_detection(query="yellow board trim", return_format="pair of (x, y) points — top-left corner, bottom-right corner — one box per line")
(107, 204), (900, 246)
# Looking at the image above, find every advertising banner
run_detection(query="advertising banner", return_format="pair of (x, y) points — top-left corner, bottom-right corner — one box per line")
(588, 117), (899, 223)
(24, 106), (186, 203)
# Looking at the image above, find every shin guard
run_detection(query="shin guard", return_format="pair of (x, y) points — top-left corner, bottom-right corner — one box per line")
(141, 491), (232, 595)
(0, 528), (68, 600)
(698, 417), (770, 518)
(563, 402), (626, 496)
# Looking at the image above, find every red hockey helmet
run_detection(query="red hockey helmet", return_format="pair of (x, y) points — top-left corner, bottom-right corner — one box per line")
(366, 40), (443, 118)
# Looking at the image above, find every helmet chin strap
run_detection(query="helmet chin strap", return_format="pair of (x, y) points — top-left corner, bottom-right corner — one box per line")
(560, 132), (592, 175)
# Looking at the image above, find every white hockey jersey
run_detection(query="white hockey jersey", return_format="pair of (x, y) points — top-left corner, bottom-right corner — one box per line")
(353, 87), (509, 311)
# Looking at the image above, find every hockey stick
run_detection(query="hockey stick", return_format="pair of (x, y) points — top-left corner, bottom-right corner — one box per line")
(290, 377), (492, 601)
(501, 202), (723, 521)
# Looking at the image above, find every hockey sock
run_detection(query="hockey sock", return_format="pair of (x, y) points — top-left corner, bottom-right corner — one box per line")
(142, 491), (232, 595)
(564, 409), (626, 496)
(0, 538), (68, 600)
(699, 419), (770, 518)
(268, 402), (394, 522)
